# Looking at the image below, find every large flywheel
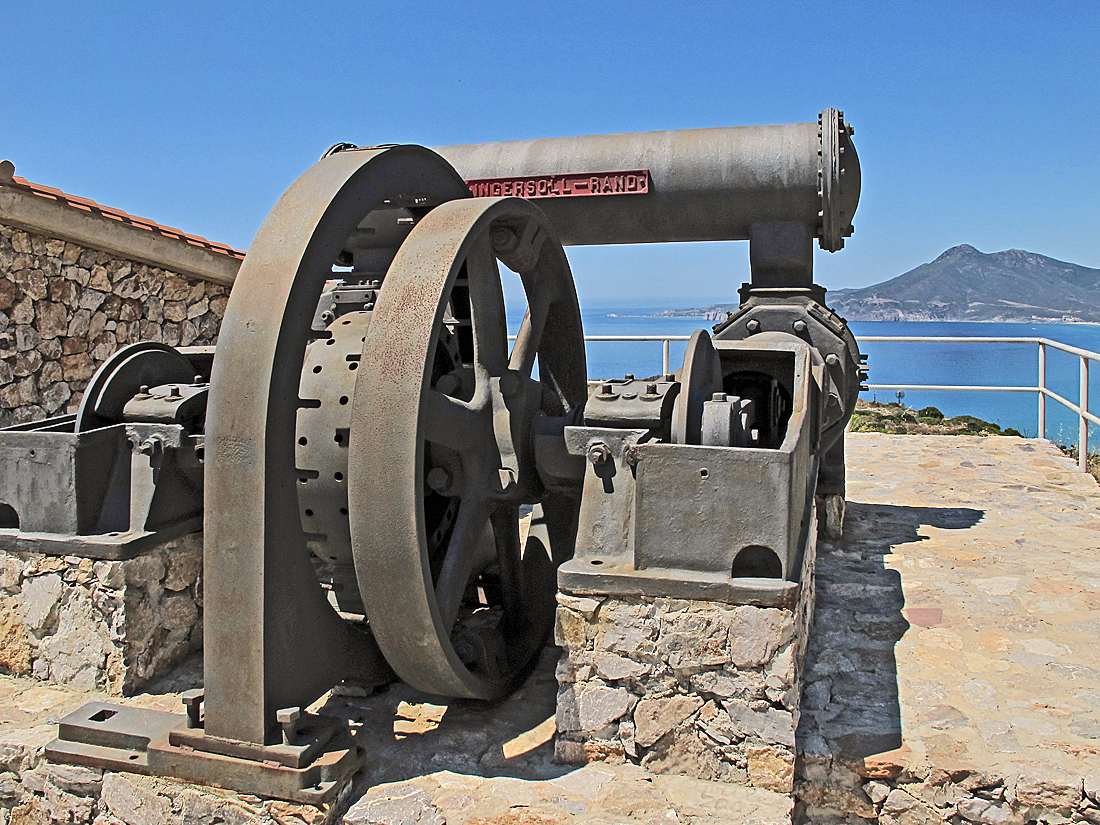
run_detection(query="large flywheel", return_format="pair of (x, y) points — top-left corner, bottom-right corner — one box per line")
(349, 197), (587, 699)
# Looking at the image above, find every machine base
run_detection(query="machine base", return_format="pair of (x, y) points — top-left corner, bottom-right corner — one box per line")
(46, 702), (363, 805)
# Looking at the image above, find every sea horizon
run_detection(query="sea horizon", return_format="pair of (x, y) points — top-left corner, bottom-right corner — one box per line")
(508, 308), (1100, 449)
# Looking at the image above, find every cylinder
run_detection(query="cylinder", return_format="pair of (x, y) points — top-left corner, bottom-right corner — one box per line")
(433, 108), (859, 251)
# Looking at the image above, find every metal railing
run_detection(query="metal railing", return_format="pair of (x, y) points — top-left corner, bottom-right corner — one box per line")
(573, 334), (1100, 473)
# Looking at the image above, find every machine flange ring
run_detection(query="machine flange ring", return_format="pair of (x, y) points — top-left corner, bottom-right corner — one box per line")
(349, 196), (586, 699)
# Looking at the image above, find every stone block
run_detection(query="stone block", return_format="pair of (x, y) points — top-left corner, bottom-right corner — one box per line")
(555, 574), (812, 790)
(0, 535), (203, 694)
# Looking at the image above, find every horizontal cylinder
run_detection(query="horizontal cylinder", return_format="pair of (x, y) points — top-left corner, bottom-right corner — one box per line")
(433, 109), (859, 250)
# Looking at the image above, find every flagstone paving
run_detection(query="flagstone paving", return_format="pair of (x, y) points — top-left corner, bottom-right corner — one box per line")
(796, 434), (1100, 822)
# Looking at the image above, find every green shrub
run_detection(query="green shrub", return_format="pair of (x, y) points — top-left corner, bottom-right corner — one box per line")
(916, 416), (940, 425)
(1003, 428), (1023, 437)
(917, 406), (944, 420)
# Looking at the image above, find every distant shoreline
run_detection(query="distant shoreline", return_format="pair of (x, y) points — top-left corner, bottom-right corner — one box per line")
(641, 311), (1100, 326)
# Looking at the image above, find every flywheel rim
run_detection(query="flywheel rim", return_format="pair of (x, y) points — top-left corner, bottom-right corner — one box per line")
(349, 196), (586, 699)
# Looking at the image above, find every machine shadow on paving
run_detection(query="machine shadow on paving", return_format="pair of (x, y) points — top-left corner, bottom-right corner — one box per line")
(0, 110), (863, 802)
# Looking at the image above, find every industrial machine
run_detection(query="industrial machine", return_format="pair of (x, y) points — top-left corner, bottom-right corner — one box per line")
(1, 110), (862, 801)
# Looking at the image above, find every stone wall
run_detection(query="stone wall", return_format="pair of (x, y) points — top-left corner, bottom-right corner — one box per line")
(0, 535), (203, 695)
(0, 224), (229, 427)
(553, 522), (816, 795)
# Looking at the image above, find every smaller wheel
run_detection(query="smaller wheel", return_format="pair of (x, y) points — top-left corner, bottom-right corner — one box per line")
(671, 330), (722, 445)
(76, 343), (196, 432)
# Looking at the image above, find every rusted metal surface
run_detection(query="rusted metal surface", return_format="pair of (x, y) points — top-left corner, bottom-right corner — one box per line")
(36, 111), (868, 804)
(46, 702), (360, 804)
(0, 344), (207, 559)
(350, 196), (586, 698)
(434, 109), (859, 251)
(203, 145), (470, 745)
(466, 169), (650, 199)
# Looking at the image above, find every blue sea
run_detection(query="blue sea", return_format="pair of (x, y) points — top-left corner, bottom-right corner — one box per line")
(513, 308), (1100, 448)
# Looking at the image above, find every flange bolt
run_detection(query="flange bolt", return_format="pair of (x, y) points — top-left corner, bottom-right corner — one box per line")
(426, 466), (454, 495)
(276, 707), (301, 745)
(826, 353), (840, 366)
(588, 443), (612, 466)
(182, 689), (204, 729)
(746, 320), (760, 334)
(792, 320), (807, 333)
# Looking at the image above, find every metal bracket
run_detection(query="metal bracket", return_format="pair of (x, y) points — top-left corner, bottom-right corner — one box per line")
(46, 701), (363, 805)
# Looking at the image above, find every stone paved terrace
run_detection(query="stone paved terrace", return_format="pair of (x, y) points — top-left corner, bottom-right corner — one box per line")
(1, 433), (1099, 824)
(798, 434), (1100, 823)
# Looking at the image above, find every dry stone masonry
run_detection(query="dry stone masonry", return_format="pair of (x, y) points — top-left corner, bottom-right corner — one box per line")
(0, 534), (202, 695)
(554, 527), (816, 795)
(0, 224), (229, 428)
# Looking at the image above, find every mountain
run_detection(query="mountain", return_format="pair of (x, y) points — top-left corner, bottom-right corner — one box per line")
(827, 245), (1100, 323)
(653, 245), (1100, 323)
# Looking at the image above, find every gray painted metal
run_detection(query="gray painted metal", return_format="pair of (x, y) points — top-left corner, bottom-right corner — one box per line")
(203, 145), (470, 745)
(350, 196), (587, 698)
(559, 338), (818, 604)
(434, 109), (859, 251)
(46, 702), (360, 804)
(0, 343), (208, 559)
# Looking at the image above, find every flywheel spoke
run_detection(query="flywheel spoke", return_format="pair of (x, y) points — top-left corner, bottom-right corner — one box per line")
(435, 495), (493, 629)
(465, 234), (510, 383)
(422, 390), (482, 452)
(509, 299), (552, 377)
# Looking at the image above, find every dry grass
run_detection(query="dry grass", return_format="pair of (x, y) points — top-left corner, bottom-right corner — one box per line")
(849, 400), (1023, 437)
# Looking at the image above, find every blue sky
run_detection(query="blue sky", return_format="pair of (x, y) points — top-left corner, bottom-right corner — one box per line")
(2, 2), (1097, 309)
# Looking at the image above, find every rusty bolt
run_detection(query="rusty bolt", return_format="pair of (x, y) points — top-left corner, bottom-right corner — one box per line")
(182, 689), (204, 729)
(426, 466), (453, 495)
(646, 383), (658, 395)
(277, 707), (301, 745)
(167, 385), (181, 399)
(588, 443), (612, 466)
(626, 445), (641, 468)
(663, 374), (675, 382)
(746, 320), (760, 333)
(138, 436), (163, 456)
(598, 383), (614, 397)
(490, 227), (519, 254)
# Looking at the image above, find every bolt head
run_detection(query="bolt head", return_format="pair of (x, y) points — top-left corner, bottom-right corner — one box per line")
(182, 689), (204, 707)
(426, 466), (453, 494)
(792, 320), (808, 333)
(588, 443), (612, 466)
(746, 320), (760, 333)
(712, 392), (727, 402)
(826, 353), (840, 367)
(276, 707), (302, 725)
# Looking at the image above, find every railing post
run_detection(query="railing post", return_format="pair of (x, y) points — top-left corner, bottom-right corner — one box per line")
(1081, 356), (1089, 472)
(662, 339), (671, 376)
(1037, 342), (1046, 439)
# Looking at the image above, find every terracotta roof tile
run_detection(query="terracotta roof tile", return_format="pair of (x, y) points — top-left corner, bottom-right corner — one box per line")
(6, 174), (246, 261)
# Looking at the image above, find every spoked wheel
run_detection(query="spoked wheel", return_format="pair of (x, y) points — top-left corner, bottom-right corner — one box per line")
(350, 197), (587, 699)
